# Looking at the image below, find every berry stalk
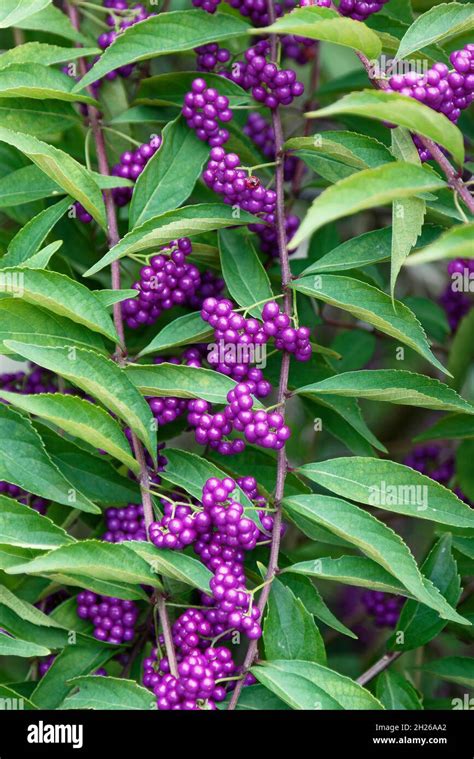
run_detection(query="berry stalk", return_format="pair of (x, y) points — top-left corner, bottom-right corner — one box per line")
(227, 0), (292, 710)
(66, 0), (179, 677)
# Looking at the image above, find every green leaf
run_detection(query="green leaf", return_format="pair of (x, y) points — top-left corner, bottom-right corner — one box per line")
(252, 660), (384, 710)
(5, 342), (156, 461)
(126, 362), (236, 404)
(278, 573), (357, 639)
(297, 458), (474, 529)
(301, 227), (392, 276)
(0, 301), (106, 355)
(0, 496), (73, 550)
(390, 128), (425, 298)
(85, 204), (260, 276)
(3, 197), (70, 266)
(0, 42), (99, 69)
(264, 579), (326, 664)
(282, 494), (467, 624)
(0, 392), (139, 474)
(0, 127), (105, 227)
(296, 369), (474, 414)
(291, 275), (447, 374)
(396, 3), (474, 61)
(0, 64), (97, 104)
(415, 414), (474, 443)
(376, 671), (423, 710)
(419, 657), (474, 689)
(255, 6), (381, 59)
(30, 641), (113, 709)
(405, 224), (474, 266)
(0, 685), (36, 710)
(290, 163), (445, 250)
(448, 310), (474, 391)
(389, 534), (461, 652)
(0, 583), (65, 628)
(219, 229), (273, 318)
(0, 632), (50, 658)
(306, 91), (464, 167)
(0, 403), (99, 514)
(76, 10), (250, 91)
(129, 116), (208, 228)
(16, 4), (86, 44)
(5, 540), (163, 589)
(0, 269), (118, 342)
(8, 239), (61, 270)
(0, 101), (80, 141)
(222, 684), (289, 710)
(0, 0), (50, 28)
(62, 676), (156, 710)
(137, 312), (213, 359)
(125, 541), (212, 594)
(136, 71), (251, 108)
(283, 556), (413, 596)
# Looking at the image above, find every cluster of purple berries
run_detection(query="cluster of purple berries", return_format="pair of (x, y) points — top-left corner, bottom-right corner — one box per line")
(97, 1), (150, 79)
(338, 0), (390, 21)
(244, 112), (298, 181)
(227, 42), (305, 109)
(182, 78), (233, 147)
(76, 591), (139, 644)
(150, 498), (206, 550)
(362, 591), (403, 628)
(195, 43), (231, 72)
(0, 363), (57, 395)
(147, 348), (203, 426)
(122, 238), (201, 329)
(0, 482), (48, 515)
(102, 503), (147, 543)
(203, 147), (277, 216)
(404, 443), (454, 486)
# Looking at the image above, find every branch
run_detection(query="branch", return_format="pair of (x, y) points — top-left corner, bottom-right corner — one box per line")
(227, 0), (292, 710)
(357, 650), (402, 686)
(66, 0), (178, 679)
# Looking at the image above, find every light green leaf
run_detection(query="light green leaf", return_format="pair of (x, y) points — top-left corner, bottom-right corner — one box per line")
(301, 227), (392, 276)
(61, 676), (156, 710)
(297, 457), (474, 529)
(17, 4), (86, 44)
(296, 369), (474, 414)
(5, 540), (163, 589)
(405, 225), (474, 266)
(222, 684), (289, 711)
(219, 229), (273, 318)
(0, 632), (50, 658)
(85, 204), (260, 276)
(0, 101), (80, 141)
(0, 127), (105, 227)
(396, 3), (474, 61)
(76, 10), (250, 90)
(0, 495), (74, 550)
(129, 116), (208, 228)
(283, 556), (411, 596)
(376, 671), (423, 710)
(0, 268), (118, 342)
(254, 6), (381, 59)
(136, 71), (251, 108)
(5, 342), (156, 461)
(264, 578), (326, 664)
(0, 64), (97, 104)
(0, 404), (99, 514)
(125, 541), (212, 594)
(137, 312), (213, 359)
(0, 391), (139, 474)
(278, 573), (357, 639)
(305, 90), (464, 167)
(3, 197), (70, 266)
(0, 583), (65, 628)
(0, 0), (50, 28)
(0, 42), (99, 69)
(291, 275), (447, 374)
(252, 660), (384, 710)
(125, 362), (236, 404)
(10, 239), (61, 270)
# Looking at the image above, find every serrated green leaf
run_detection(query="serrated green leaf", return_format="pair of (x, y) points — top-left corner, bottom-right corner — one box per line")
(264, 578), (326, 664)
(5, 342), (156, 461)
(0, 496), (74, 550)
(0, 0), (50, 28)
(219, 229), (273, 318)
(17, 4), (86, 44)
(0, 269), (118, 343)
(126, 362), (236, 404)
(297, 457), (474, 529)
(405, 224), (474, 266)
(415, 414), (474, 442)
(0, 127), (106, 227)
(3, 197), (71, 266)
(283, 494), (467, 624)
(76, 10), (250, 91)
(283, 556), (412, 596)
(61, 676), (156, 710)
(0, 632), (50, 658)
(0, 583), (65, 628)
(85, 204), (260, 276)
(0, 42), (99, 69)
(0, 404), (99, 514)
(255, 6), (381, 59)
(5, 540), (163, 590)
(125, 541), (212, 594)
(290, 163), (446, 250)
(376, 671), (423, 710)
(278, 573), (357, 639)
(0, 64), (97, 104)
(222, 684), (289, 710)
(301, 227), (392, 275)
(389, 534), (461, 651)
(136, 71), (251, 108)
(0, 101), (80, 141)
(129, 116), (208, 228)
(396, 3), (474, 61)
(418, 657), (474, 689)
(252, 660), (384, 710)
(305, 91), (464, 167)
(0, 391), (139, 474)
(138, 312), (213, 359)
(296, 369), (474, 414)
(291, 275), (447, 374)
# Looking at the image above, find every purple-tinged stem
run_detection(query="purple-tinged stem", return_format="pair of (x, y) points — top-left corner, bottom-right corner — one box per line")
(228, 0), (292, 710)
(357, 651), (402, 686)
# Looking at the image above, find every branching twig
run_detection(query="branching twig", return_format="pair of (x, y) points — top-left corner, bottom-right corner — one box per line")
(356, 650), (402, 686)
